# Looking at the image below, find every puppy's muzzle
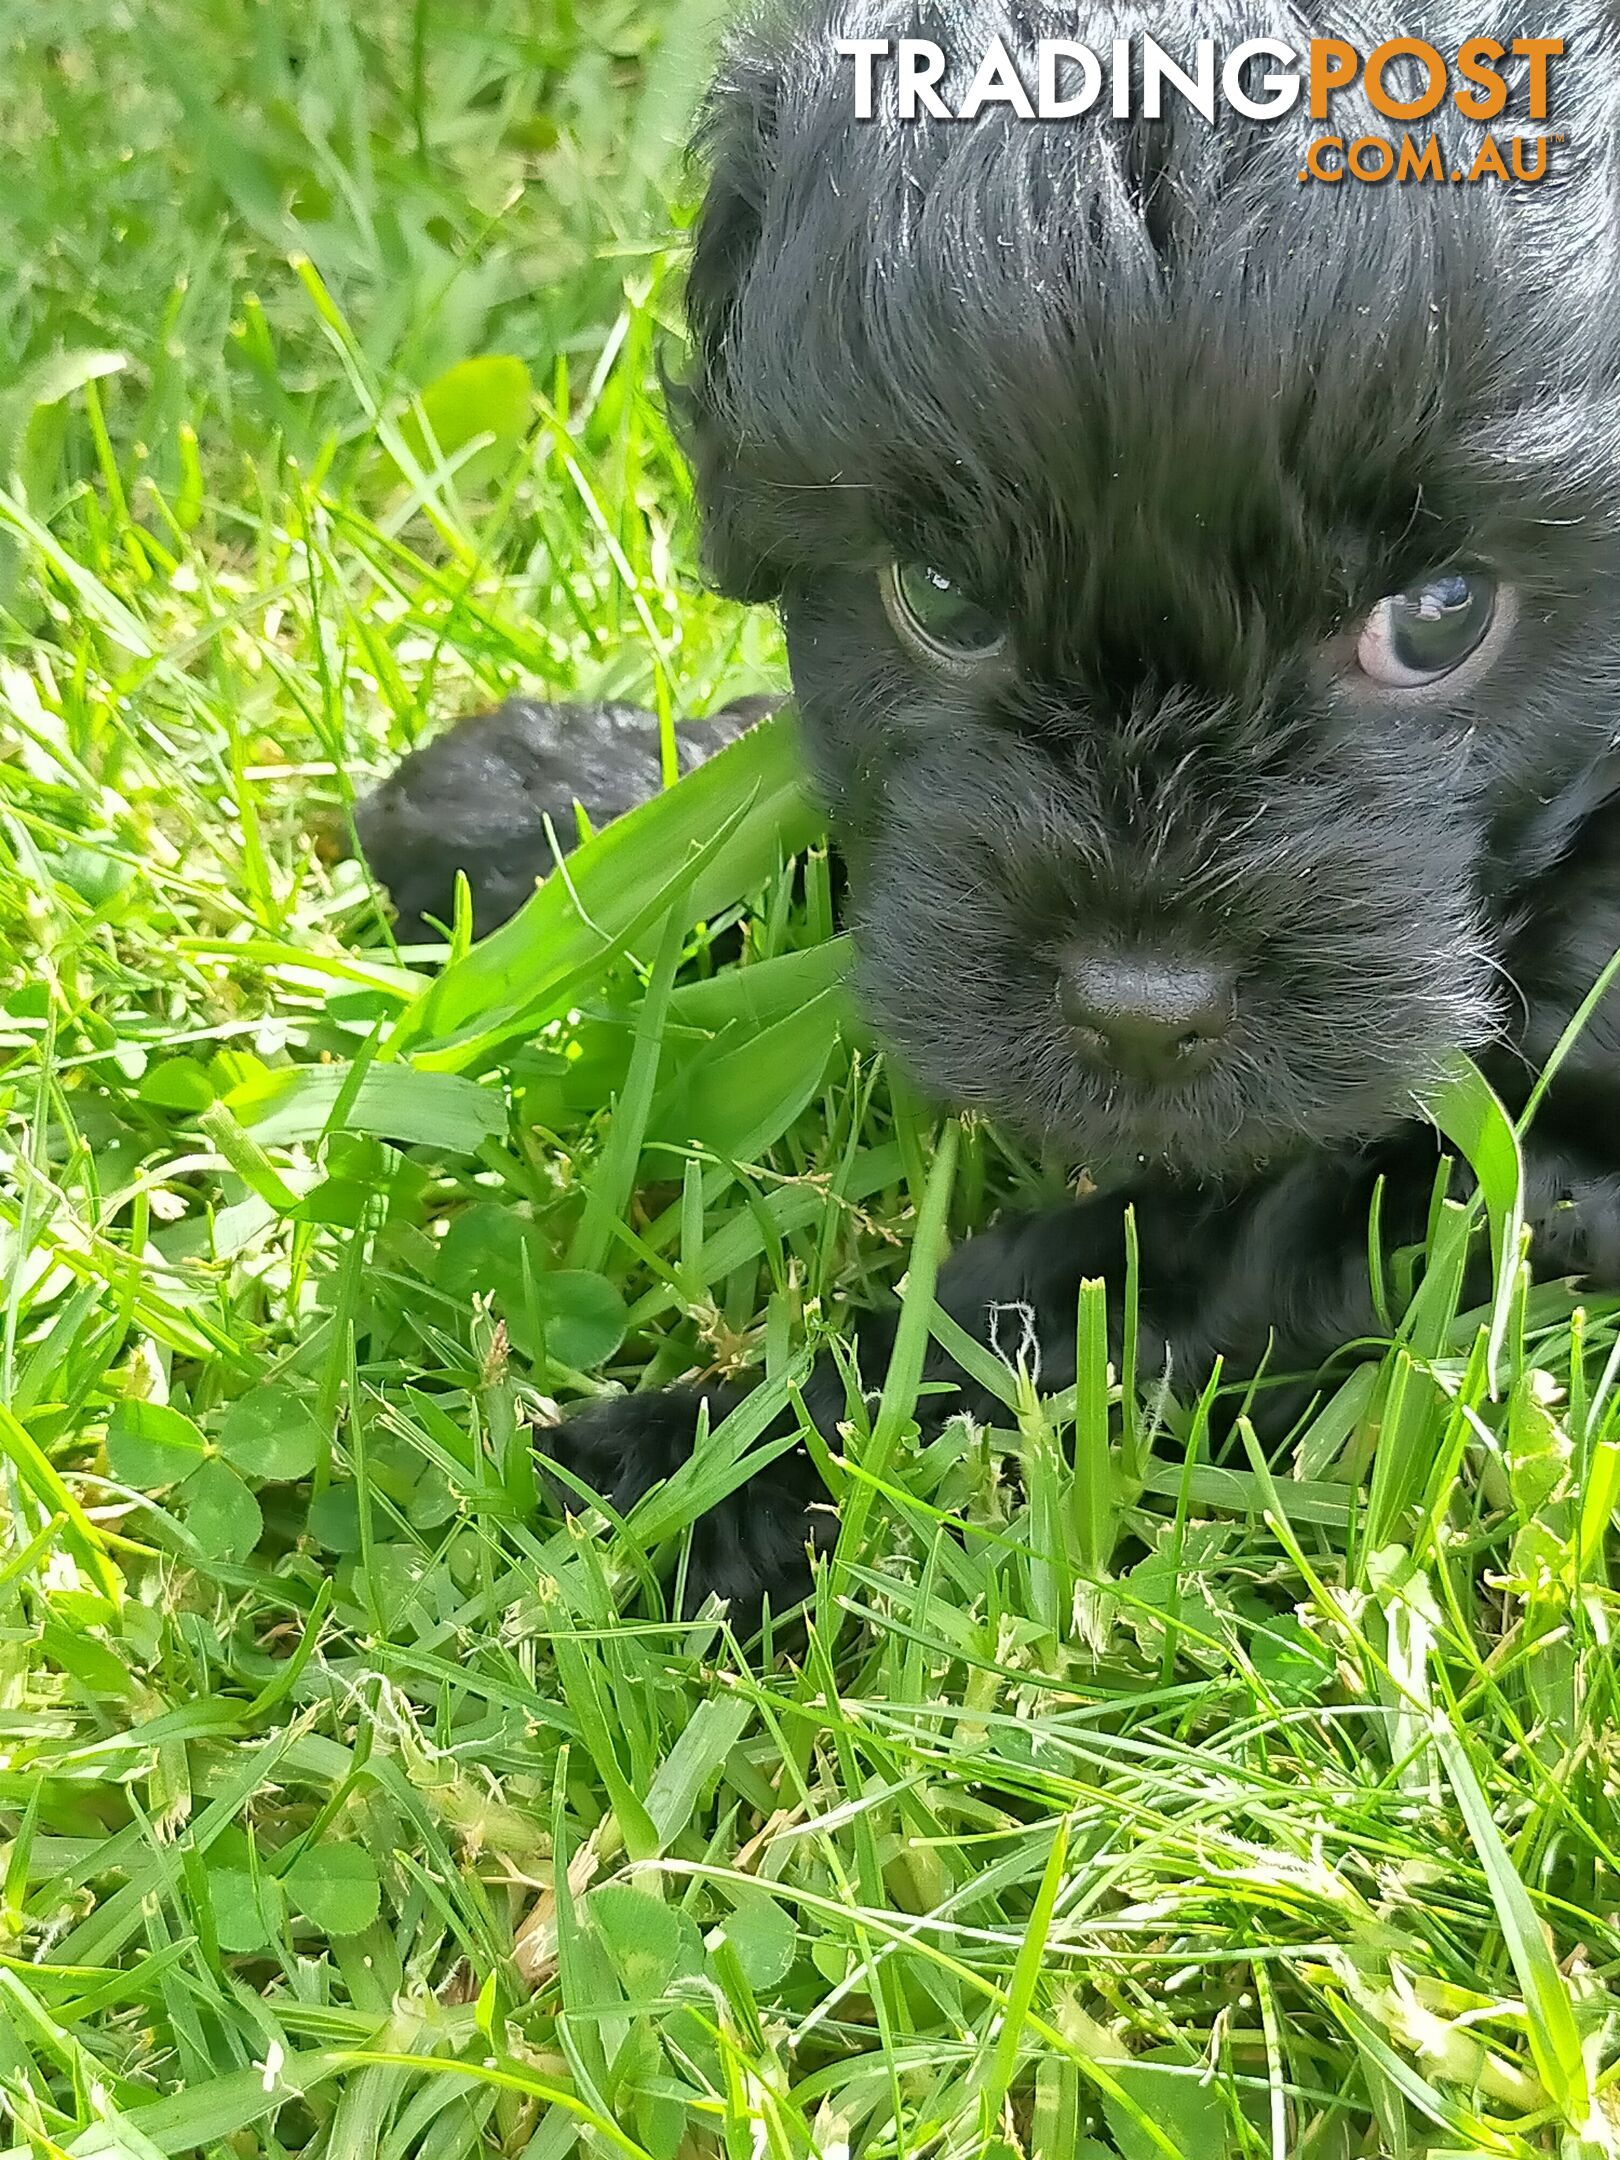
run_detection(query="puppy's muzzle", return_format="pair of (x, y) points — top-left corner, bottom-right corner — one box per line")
(1056, 942), (1237, 1086)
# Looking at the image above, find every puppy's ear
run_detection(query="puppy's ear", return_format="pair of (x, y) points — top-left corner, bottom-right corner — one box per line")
(675, 46), (786, 604)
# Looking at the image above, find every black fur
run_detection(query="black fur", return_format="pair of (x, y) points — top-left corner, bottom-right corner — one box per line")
(366, 0), (1620, 1619)
(354, 693), (779, 941)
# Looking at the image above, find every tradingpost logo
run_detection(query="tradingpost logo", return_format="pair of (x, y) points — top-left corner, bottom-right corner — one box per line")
(837, 32), (1568, 184)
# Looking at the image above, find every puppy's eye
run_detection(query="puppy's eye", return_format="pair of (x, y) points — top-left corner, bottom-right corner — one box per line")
(1356, 570), (1499, 688)
(881, 562), (1007, 670)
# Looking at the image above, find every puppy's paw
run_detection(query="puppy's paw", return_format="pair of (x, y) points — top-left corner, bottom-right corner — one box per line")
(1525, 1153), (1620, 1283)
(686, 1468), (835, 1619)
(354, 693), (780, 941)
(546, 1386), (728, 1516)
(544, 1386), (829, 1620)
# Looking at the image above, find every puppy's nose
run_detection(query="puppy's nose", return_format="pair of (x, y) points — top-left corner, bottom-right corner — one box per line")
(1058, 947), (1235, 1084)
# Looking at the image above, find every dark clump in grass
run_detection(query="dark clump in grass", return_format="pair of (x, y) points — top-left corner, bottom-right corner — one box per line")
(2, 6), (1620, 2157)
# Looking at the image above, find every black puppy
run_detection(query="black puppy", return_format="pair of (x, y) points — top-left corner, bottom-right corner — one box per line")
(368, 0), (1620, 1613)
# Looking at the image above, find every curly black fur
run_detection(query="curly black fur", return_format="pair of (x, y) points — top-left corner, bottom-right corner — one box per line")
(365, 0), (1620, 1619)
(682, 0), (1620, 1179)
(354, 693), (779, 941)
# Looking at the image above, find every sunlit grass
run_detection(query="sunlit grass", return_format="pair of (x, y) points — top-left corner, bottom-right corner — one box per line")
(1, 6), (1619, 2156)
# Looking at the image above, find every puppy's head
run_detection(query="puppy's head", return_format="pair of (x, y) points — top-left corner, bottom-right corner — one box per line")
(681, 0), (1620, 1180)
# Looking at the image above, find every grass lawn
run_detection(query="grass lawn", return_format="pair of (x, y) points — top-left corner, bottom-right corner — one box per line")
(3, 5), (1619, 2156)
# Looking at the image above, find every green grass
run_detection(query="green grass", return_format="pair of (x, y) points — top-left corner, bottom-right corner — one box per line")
(3, 6), (1620, 2156)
